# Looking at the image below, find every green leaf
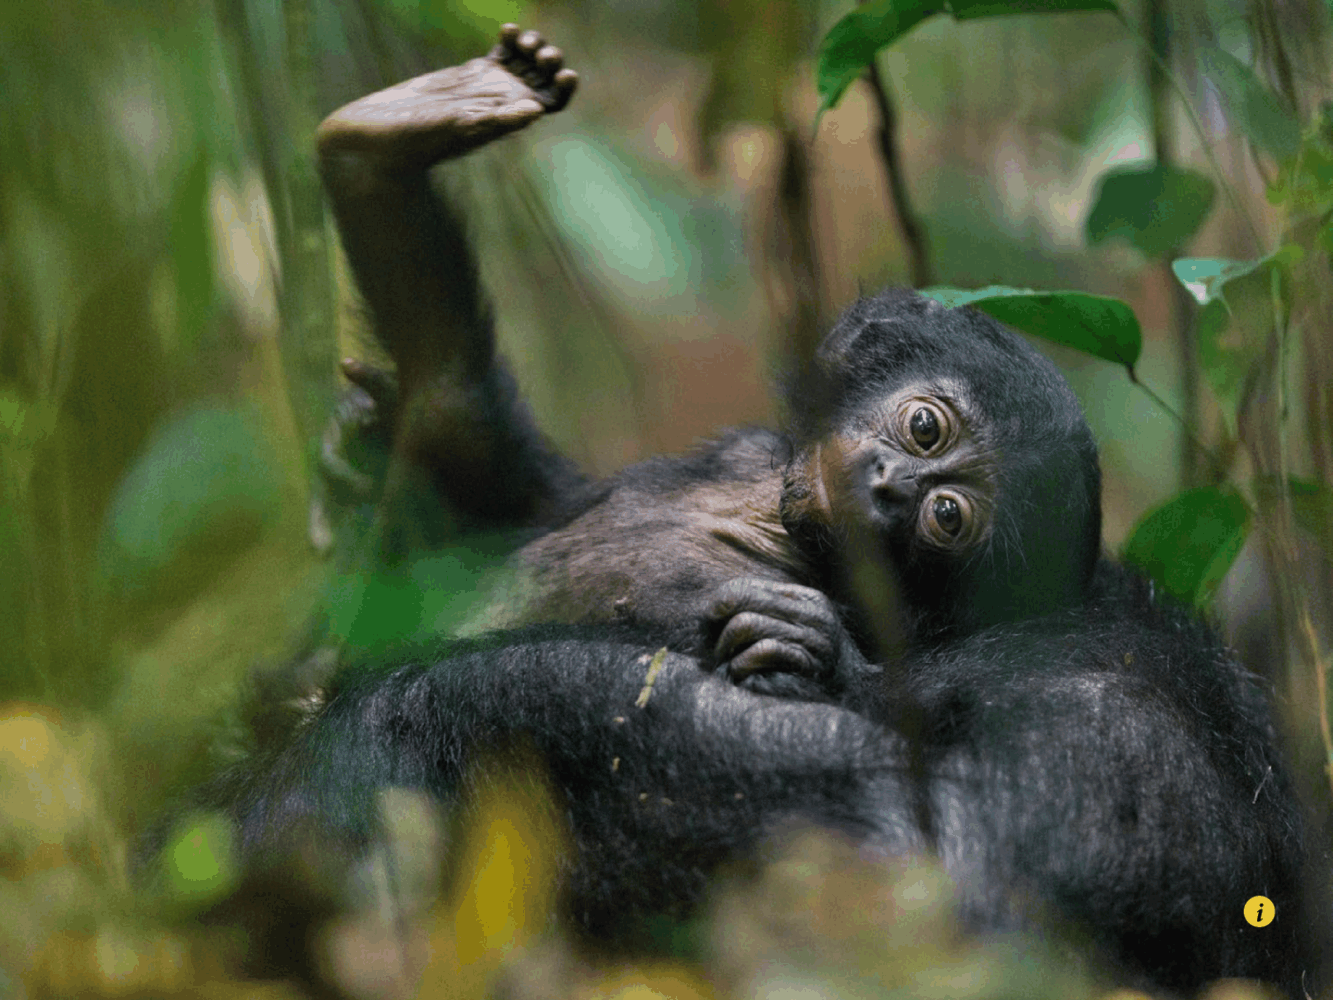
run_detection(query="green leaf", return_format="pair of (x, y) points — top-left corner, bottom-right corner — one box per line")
(1268, 138), (1333, 214)
(1086, 163), (1215, 259)
(1170, 257), (1261, 305)
(1198, 46), (1301, 158)
(948, 0), (1118, 18)
(816, 0), (942, 116)
(166, 812), (237, 904)
(97, 404), (282, 602)
(815, 0), (1117, 114)
(1122, 486), (1250, 609)
(921, 286), (1142, 368)
(1171, 251), (1295, 427)
(540, 138), (697, 303)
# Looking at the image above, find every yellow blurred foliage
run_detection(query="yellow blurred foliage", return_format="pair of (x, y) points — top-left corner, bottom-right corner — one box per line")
(417, 762), (564, 998)
(31, 929), (193, 997)
(585, 966), (716, 1000)
(0, 732), (1244, 1000)
(0, 704), (122, 885)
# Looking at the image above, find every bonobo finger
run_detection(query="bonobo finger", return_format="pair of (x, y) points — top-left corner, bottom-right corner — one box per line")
(517, 29), (544, 54)
(727, 638), (818, 682)
(548, 69), (578, 112)
(714, 612), (834, 673)
(708, 577), (841, 632)
(736, 670), (829, 701)
(318, 410), (375, 500)
(319, 443), (374, 498)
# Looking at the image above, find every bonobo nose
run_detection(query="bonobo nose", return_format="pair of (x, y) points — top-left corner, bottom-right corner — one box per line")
(865, 446), (916, 506)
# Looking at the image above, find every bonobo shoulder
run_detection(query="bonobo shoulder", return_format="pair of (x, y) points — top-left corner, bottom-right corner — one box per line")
(905, 560), (1275, 728)
(537, 427), (789, 530)
(609, 427), (790, 494)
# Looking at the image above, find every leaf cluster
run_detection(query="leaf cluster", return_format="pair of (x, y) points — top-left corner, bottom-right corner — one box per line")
(816, 0), (1326, 610)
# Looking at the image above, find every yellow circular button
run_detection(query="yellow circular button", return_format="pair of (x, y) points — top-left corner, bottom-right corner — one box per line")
(1244, 895), (1275, 927)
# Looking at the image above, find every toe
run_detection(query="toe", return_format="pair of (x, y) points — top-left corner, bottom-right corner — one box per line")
(535, 44), (563, 71)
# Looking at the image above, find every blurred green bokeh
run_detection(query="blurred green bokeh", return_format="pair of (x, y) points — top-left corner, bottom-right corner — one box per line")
(2, 0), (1329, 992)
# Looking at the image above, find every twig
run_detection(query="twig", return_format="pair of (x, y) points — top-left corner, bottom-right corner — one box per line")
(865, 57), (932, 288)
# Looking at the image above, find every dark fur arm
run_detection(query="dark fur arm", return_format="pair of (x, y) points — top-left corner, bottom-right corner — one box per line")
(229, 631), (922, 933)
(318, 159), (583, 527)
(226, 592), (1307, 993)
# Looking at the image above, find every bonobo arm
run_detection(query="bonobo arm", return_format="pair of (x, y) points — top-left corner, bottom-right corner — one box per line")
(316, 27), (583, 528)
(228, 631), (924, 937)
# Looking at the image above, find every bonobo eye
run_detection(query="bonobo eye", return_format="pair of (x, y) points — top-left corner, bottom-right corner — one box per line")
(910, 407), (940, 449)
(896, 397), (953, 455)
(932, 495), (961, 535)
(919, 490), (973, 547)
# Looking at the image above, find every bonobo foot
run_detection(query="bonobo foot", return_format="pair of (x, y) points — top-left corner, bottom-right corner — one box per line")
(317, 24), (578, 172)
(705, 578), (880, 702)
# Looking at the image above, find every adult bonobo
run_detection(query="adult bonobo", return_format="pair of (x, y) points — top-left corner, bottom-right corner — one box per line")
(227, 571), (1307, 994)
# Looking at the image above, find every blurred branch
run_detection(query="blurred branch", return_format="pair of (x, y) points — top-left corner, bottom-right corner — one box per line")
(218, 0), (337, 462)
(773, 123), (825, 366)
(866, 58), (932, 288)
(1145, 0), (1207, 490)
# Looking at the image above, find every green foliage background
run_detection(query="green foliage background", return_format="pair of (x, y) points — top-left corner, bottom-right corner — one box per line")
(1, 0), (1331, 993)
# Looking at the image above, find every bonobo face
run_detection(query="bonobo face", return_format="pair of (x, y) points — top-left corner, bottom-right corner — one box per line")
(794, 380), (998, 555)
(779, 289), (1101, 638)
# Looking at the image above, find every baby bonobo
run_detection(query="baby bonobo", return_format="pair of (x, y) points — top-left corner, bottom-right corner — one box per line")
(316, 26), (1101, 702)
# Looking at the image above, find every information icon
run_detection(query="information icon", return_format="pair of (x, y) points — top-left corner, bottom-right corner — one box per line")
(1244, 895), (1275, 927)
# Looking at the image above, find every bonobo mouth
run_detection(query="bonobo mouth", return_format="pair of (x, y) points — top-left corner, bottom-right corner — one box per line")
(777, 443), (837, 554)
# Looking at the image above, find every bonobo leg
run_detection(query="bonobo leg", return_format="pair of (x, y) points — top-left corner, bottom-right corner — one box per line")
(317, 26), (582, 529)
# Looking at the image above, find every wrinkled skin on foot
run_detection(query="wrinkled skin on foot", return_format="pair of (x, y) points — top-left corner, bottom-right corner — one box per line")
(317, 24), (577, 169)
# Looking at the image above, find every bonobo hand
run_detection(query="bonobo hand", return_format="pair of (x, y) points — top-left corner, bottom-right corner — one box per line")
(705, 577), (876, 701)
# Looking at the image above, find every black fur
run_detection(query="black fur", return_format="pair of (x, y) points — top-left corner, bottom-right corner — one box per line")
(227, 561), (1306, 994)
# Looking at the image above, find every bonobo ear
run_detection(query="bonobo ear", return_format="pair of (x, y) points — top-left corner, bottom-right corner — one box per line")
(815, 290), (932, 365)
